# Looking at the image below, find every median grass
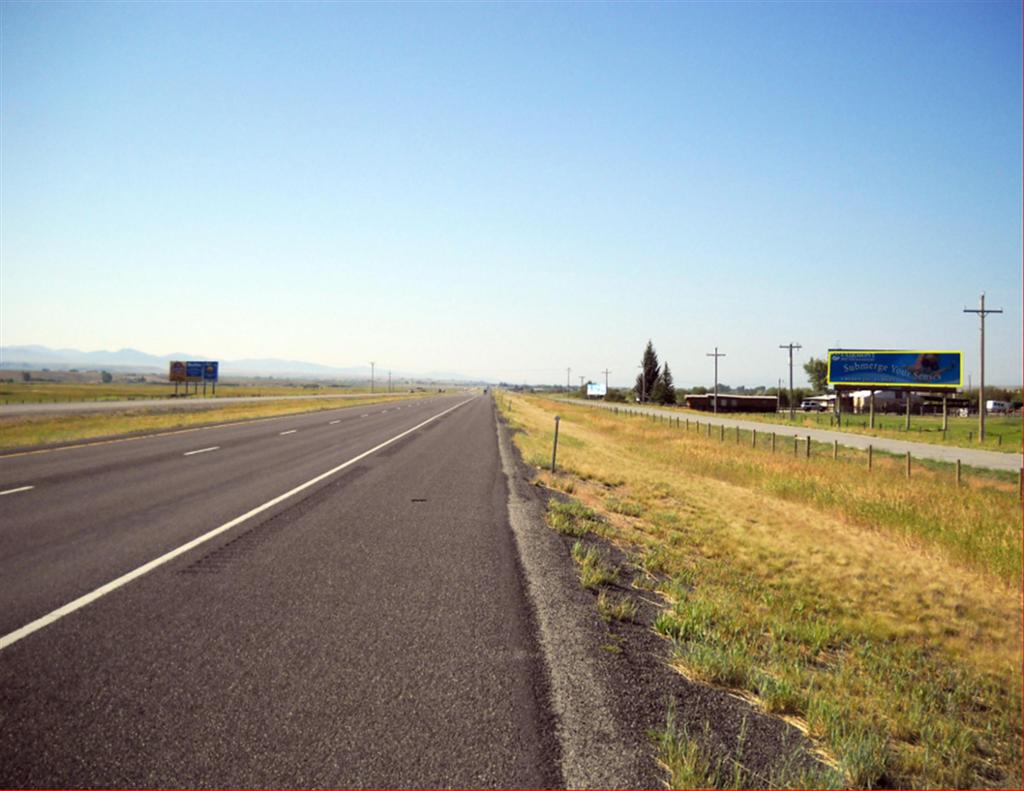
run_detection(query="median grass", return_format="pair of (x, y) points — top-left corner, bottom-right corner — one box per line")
(0, 394), (432, 451)
(0, 380), (388, 404)
(500, 391), (1022, 789)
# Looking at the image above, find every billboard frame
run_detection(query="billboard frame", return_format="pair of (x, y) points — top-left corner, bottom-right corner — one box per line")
(826, 349), (962, 392)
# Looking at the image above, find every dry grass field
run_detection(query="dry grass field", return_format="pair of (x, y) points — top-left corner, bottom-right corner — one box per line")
(498, 391), (1022, 789)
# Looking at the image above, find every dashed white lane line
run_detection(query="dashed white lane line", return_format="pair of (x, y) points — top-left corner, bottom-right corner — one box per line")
(0, 396), (474, 651)
(279, 430), (298, 435)
(329, 419), (341, 425)
(0, 485), (34, 496)
(360, 414), (369, 418)
(183, 446), (219, 457)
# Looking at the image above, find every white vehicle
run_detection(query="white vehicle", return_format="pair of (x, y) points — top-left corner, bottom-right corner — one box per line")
(985, 400), (1011, 414)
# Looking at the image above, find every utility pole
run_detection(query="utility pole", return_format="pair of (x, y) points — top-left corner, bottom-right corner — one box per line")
(602, 369), (611, 390)
(637, 364), (645, 403)
(706, 347), (725, 414)
(779, 342), (802, 420)
(566, 367), (571, 394)
(388, 370), (392, 393)
(964, 293), (1002, 442)
(370, 361), (375, 394)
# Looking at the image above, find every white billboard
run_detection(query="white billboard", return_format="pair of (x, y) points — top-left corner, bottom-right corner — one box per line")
(586, 382), (607, 397)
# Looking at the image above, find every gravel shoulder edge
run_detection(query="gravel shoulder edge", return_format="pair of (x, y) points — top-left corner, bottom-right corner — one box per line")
(495, 405), (658, 789)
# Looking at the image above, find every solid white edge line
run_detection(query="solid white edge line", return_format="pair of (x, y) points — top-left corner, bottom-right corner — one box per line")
(0, 485), (34, 496)
(279, 429), (297, 435)
(183, 446), (220, 457)
(0, 397), (473, 651)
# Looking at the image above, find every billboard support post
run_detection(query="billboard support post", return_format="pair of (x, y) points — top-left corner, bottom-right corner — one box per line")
(905, 394), (911, 431)
(869, 391), (875, 429)
(942, 396), (948, 431)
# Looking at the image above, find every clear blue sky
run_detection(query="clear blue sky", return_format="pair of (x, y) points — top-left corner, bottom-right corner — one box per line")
(2, 1), (1020, 387)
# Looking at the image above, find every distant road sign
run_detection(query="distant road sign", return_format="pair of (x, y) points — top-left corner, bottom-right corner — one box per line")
(169, 361), (187, 382)
(202, 362), (219, 381)
(586, 382), (607, 397)
(185, 361), (205, 382)
(827, 350), (962, 389)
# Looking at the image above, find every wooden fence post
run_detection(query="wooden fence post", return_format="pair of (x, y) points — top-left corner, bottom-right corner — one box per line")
(771, 432), (776, 453)
(868, 444), (873, 470)
(752, 429), (757, 448)
(905, 451), (911, 479)
(956, 459), (961, 487)
(833, 440), (838, 460)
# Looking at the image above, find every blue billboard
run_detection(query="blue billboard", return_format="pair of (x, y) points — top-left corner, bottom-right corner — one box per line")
(184, 361), (219, 381)
(827, 350), (962, 389)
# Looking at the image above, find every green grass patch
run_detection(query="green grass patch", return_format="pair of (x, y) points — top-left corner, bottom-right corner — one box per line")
(546, 499), (604, 537)
(571, 541), (619, 589)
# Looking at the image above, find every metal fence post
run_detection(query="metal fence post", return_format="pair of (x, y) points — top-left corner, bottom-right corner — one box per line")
(868, 444), (873, 470)
(752, 429), (757, 448)
(551, 416), (560, 472)
(956, 459), (961, 487)
(805, 436), (811, 459)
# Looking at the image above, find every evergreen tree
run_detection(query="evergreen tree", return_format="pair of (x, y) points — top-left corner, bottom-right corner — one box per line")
(652, 362), (677, 405)
(634, 340), (660, 402)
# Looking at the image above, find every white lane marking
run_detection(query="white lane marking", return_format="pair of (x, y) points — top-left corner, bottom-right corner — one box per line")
(329, 419), (341, 425)
(0, 485), (34, 496)
(279, 430), (297, 435)
(360, 414), (368, 418)
(0, 397), (474, 651)
(183, 446), (219, 457)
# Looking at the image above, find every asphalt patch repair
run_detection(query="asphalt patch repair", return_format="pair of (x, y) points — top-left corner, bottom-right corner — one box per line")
(496, 408), (832, 788)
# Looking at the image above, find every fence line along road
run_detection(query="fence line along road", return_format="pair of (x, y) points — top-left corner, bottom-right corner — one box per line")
(555, 397), (1022, 473)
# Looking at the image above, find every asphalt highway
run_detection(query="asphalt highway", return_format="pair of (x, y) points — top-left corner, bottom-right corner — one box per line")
(0, 394), (560, 787)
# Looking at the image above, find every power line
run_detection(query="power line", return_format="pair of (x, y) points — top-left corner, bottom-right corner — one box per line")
(778, 342), (802, 421)
(964, 293), (1002, 442)
(706, 347), (726, 414)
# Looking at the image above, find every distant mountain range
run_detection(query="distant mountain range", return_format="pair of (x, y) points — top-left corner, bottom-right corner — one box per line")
(0, 345), (482, 383)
